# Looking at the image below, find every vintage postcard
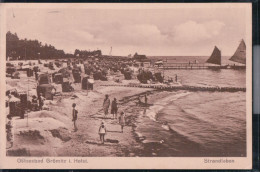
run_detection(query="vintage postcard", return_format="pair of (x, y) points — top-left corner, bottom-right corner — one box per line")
(0, 3), (252, 169)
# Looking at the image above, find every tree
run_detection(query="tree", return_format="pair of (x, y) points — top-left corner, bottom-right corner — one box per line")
(6, 31), (102, 60)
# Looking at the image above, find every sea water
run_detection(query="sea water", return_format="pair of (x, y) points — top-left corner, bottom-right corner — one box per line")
(134, 56), (246, 157)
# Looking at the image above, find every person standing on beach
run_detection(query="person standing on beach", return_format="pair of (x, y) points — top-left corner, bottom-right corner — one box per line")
(38, 93), (45, 110)
(138, 96), (142, 105)
(111, 98), (118, 119)
(31, 95), (38, 111)
(35, 71), (38, 81)
(103, 94), (110, 118)
(72, 103), (78, 131)
(98, 122), (106, 144)
(144, 94), (148, 105)
(51, 87), (56, 101)
(119, 112), (126, 133)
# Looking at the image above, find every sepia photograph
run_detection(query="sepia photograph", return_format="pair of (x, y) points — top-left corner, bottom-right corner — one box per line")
(0, 3), (252, 169)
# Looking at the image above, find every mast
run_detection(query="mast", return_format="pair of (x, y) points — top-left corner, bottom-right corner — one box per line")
(206, 46), (221, 65)
(25, 47), (27, 61)
(229, 39), (246, 64)
(109, 46), (112, 58)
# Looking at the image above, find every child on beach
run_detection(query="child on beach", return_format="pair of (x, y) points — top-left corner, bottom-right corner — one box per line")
(72, 103), (78, 131)
(111, 98), (118, 119)
(39, 93), (45, 110)
(103, 94), (110, 118)
(31, 95), (38, 111)
(51, 87), (56, 101)
(98, 122), (106, 144)
(119, 112), (126, 133)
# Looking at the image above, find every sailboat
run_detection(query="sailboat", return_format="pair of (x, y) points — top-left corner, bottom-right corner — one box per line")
(229, 39), (246, 70)
(206, 46), (228, 69)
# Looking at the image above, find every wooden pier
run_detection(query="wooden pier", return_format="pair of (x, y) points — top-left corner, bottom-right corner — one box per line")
(101, 84), (246, 92)
(156, 63), (226, 70)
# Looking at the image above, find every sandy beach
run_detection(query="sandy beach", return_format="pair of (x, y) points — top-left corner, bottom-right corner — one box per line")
(5, 56), (247, 158)
(6, 70), (158, 156)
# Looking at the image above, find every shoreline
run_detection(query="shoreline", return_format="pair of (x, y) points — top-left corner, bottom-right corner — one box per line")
(7, 84), (246, 157)
(6, 79), (246, 157)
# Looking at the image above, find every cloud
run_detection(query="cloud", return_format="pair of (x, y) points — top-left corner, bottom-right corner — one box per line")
(172, 20), (225, 44)
(45, 29), (105, 52)
(94, 24), (168, 46)
(7, 8), (243, 56)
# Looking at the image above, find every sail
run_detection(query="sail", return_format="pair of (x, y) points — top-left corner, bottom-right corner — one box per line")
(229, 39), (246, 64)
(206, 46), (221, 65)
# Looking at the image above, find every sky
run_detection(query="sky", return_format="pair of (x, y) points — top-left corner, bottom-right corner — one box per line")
(6, 4), (248, 56)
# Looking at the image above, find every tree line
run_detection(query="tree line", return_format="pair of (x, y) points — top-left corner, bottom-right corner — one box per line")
(6, 31), (102, 60)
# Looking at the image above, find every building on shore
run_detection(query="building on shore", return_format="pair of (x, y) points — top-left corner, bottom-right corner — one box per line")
(133, 53), (151, 67)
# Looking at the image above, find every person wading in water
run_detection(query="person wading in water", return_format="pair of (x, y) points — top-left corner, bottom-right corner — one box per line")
(103, 94), (110, 119)
(72, 103), (78, 131)
(98, 122), (106, 144)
